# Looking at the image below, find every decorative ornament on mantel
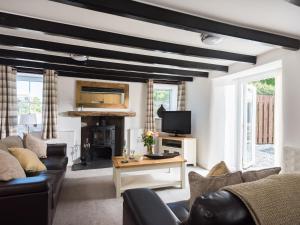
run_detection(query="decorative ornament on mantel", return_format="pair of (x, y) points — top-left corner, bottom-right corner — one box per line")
(157, 104), (166, 118)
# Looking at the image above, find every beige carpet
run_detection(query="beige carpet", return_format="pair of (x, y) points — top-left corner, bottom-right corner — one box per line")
(53, 167), (207, 225)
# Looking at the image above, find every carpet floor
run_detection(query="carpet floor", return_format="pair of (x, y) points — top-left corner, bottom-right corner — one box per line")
(53, 167), (207, 225)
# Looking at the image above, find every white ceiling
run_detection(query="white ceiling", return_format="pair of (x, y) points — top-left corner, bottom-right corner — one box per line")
(0, 0), (298, 72)
(139, 0), (300, 39)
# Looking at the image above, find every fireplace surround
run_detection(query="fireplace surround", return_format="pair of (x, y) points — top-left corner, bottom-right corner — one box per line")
(67, 111), (136, 170)
(81, 116), (124, 161)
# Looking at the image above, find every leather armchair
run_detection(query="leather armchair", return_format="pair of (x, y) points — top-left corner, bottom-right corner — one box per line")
(123, 188), (255, 225)
(123, 188), (180, 225)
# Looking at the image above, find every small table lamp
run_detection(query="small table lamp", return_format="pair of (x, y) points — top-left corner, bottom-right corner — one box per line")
(19, 113), (37, 133)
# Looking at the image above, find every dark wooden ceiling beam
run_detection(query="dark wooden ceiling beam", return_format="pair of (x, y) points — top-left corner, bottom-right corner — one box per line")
(0, 48), (208, 77)
(53, 71), (181, 84)
(16, 67), (44, 75)
(16, 66), (179, 84)
(51, 0), (300, 50)
(0, 57), (193, 81)
(0, 12), (256, 63)
(0, 34), (227, 71)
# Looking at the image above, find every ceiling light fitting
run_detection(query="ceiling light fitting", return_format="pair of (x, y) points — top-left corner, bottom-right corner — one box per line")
(201, 33), (224, 45)
(70, 53), (89, 61)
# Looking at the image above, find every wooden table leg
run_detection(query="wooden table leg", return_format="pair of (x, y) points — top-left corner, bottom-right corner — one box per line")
(180, 162), (186, 189)
(115, 168), (121, 198)
(113, 166), (116, 185)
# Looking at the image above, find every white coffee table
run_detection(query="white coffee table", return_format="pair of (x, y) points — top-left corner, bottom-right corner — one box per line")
(112, 156), (186, 198)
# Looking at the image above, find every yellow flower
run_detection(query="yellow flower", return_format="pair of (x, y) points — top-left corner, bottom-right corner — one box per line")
(146, 130), (153, 136)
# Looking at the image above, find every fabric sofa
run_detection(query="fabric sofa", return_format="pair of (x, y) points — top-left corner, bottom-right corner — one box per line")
(0, 136), (68, 225)
(123, 188), (255, 225)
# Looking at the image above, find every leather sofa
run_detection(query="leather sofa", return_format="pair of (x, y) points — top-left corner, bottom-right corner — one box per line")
(123, 188), (255, 225)
(0, 137), (68, 225)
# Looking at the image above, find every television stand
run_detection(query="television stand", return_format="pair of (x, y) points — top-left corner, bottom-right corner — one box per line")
(158, 136), (196, 166)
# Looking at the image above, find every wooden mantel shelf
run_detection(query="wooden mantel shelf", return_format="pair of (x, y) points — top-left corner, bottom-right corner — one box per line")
(67, 111), (136, 117)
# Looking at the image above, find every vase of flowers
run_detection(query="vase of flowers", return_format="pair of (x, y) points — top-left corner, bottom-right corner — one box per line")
(142, 131), (158, 155)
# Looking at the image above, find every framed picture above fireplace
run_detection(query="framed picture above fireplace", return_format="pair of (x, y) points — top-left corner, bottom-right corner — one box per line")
(76, 80), (129, 108)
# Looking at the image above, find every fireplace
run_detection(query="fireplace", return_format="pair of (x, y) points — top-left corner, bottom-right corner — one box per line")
(67, 111), (136, 171)
(73, 116), (124, 170)
(81, 116), (124, 160)
(90, 125), (115, 159)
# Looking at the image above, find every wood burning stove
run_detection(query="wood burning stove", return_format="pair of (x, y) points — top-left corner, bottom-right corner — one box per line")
(90, 125), (116, 160)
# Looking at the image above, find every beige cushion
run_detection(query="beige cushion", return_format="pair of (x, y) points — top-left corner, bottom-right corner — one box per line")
(8, 148), (46, 172)
(0, 142), (8, 152)
(23, 133), (47, 158)
(207, 161), (230, 177)
(242, 167), (281, 182)
(0, 149), (26, 181)
(0, 136), (23, 150)
(189, 171), (243, 208)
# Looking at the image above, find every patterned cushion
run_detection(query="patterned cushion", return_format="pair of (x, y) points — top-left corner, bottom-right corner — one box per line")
(207, 161), (230, 177)
(23, 133), (47, 158)
(188, 171), (243, 208)
(8, 147), (46, 172)
(0, 149), (26, 181)
(242, 167), (281, 183)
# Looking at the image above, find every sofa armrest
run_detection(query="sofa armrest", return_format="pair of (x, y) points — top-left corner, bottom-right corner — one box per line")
(123, 188), (180, 225)
(0, 175), (50, 225)
(0, 175), (49, 197)
(47, 143), (67, 157)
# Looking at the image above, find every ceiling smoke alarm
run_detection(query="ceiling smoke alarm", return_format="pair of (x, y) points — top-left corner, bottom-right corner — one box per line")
(201, 33), (224, 45)
(70, 53), (89, 62)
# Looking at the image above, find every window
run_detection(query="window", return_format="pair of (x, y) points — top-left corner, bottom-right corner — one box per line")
(153, 84), (178, 118)
(17, 73), (43, 133)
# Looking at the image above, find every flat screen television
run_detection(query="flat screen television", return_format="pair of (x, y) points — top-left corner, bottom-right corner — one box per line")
(162, 111), (191, 135)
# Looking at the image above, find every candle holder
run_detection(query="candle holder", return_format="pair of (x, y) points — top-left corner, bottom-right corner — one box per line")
(81, 138), (90, 166)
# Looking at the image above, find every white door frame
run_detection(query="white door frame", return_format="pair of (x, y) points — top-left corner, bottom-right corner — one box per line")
(235, 69), (282, 170)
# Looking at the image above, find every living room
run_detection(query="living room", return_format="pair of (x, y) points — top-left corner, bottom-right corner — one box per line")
(0, 1), (299, 225)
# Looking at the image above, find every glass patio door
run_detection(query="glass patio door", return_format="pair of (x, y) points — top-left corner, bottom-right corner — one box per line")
(241, 84), (257, 169)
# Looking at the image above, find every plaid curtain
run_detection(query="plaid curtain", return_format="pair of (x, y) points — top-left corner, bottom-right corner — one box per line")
(177, 81), (186, 111)
(0, 66), (18, 139)
(145, 79), (155, 131)
(42, 70), (58, 139)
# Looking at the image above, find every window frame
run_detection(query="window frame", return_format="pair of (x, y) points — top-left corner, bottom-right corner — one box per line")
(153, 83), (178, 118)
(16, 73), (44, 134)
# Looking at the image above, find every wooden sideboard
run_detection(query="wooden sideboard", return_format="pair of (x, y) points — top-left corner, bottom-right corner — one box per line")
(158, 136), (196, 166)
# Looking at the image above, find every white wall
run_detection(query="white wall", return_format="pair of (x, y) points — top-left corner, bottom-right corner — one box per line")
(49, 75), (213, 167)
(55, 76), (146, 163)
(205, 79), (239, 170)
(207, 48), (300, 169)
(230, 48), (300, 151)
(186, 77), (212, 168)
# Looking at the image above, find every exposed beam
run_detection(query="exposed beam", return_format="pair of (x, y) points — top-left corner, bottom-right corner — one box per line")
(54, 71), (181, 84)
(51, 0), (300, 50)
(16, 66), (174, 83)
(0, 58), (193, 81)
(16, 67), (181, 84)
(0, 12), (256, 63)
(16, 67), (44, 75)
(0, 34), (227, 72)
(0, 48), (208, 77)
